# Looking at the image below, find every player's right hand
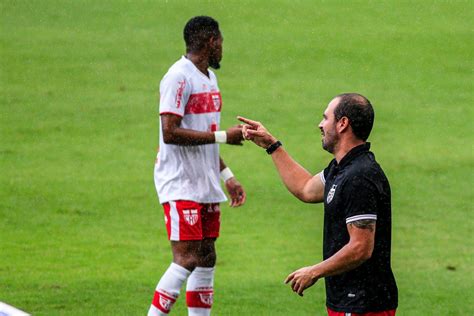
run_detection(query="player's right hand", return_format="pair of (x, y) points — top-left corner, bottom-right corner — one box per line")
(225, 125), (244, 145)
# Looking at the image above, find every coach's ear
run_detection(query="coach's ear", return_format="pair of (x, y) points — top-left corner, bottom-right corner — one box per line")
(336, 116), (350, 134)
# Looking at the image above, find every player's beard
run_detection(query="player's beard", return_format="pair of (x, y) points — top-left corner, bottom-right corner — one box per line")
(209, 56), (221, 70)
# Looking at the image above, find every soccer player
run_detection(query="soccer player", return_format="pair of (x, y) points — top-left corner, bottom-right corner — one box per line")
(239, 93), (398, 315)
(148, 16), (246, 316)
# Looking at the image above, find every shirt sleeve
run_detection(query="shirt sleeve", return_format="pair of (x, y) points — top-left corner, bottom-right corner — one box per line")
(322, 159), (335, 185)
(159, 71), (190, 117)
(319, 171), (326, 186)
(343, 175), (378, 224)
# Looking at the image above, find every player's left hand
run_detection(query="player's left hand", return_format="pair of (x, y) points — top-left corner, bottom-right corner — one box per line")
(284, 266), (320, 297)
(225, 177), (246, 207)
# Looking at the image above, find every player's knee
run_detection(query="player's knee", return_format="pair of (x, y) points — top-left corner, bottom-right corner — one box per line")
(199, 251), (216, 267)
(173, 254), (199, 271)
(207, 250), (217, 265)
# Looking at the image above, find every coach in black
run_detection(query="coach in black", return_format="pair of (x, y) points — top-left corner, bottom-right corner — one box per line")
(238, 93), (398, 315)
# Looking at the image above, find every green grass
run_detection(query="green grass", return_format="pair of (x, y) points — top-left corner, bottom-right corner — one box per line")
(1, 0), (473, 315)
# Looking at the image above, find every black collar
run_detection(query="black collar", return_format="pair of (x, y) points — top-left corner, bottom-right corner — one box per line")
(337, 142), (371, 168)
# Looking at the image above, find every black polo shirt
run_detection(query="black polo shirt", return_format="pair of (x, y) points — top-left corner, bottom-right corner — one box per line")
(321, 143), (398, 313)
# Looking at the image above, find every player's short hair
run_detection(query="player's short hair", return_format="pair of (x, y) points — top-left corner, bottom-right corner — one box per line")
(334, 93), (374, 141)
(183, 16), (220, 52)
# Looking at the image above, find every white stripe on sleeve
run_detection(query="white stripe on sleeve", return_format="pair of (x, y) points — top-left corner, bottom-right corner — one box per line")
(346, 214), (377, 224)
(319, 171), (326, 186)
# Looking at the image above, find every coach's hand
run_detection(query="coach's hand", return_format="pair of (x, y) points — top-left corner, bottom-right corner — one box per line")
(284, 265), (320, 297)
(237, 116), (277, 148)
(225, 177), (246, 207)
(226, 125), (244, 145)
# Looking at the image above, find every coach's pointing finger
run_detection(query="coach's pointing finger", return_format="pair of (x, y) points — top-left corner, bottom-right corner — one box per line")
(284, 272), (295, 284)
(237, 116), (260, 127)
(237, 117), (278, 149)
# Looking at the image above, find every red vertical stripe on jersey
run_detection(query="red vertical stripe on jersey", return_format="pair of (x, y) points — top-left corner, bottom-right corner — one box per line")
(185, 92), (222, 114)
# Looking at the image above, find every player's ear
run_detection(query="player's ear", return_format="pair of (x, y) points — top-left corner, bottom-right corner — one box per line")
(207, 36), (216, 49)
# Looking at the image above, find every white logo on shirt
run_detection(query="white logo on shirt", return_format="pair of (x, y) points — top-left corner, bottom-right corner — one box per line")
(183, 209), (199, 225)
(327, 184), (337, 204)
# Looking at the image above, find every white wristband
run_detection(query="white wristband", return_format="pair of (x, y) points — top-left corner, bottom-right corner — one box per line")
(220, 167), (234, 182)
(214, 131), (227, 144)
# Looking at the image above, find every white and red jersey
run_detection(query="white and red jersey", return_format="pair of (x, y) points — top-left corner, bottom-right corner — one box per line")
(154, 56), (227, 204)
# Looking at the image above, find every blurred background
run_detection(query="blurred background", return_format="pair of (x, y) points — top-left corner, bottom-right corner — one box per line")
(1, 1), (472, 315)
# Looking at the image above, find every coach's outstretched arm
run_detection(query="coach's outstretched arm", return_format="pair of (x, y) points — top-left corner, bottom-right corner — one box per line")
(238, 116), (324, 203)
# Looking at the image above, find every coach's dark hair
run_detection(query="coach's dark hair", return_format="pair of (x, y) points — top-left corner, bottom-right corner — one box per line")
(183, 16), (220, 52)
(334, 93), (374, 141)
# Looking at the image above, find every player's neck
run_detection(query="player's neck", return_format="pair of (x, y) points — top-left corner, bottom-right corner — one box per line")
(334, 138), (365, 164)
(185, 53), (209, 77)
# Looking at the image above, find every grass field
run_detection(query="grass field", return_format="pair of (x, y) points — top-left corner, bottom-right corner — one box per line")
(1, 0), (473, 315)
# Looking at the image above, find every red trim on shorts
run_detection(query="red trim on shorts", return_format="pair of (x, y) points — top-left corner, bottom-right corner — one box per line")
(186, 290), (214, 308)
(327, 307), (396, 316)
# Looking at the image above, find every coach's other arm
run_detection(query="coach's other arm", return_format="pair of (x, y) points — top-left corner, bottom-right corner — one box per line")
(284, 220), (375, 296)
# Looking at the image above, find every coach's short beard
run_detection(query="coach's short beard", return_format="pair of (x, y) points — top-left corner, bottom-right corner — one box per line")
(322, 141), (334, 154)
(322, 134), (338, 154)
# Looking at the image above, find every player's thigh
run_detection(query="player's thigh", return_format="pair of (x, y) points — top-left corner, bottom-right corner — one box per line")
(199, 238), (216, 256)
(171, 240), (202, 257)
(170, 240), (202, 268)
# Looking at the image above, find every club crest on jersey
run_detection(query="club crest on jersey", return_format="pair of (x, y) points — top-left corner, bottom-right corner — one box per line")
(211, 94), (221, 111)
(327, 184), (337, 204)
(183, 209), (198, 226)
(199, 293), (213, 306)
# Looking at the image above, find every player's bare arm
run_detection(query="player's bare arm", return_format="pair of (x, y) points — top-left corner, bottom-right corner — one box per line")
(237, 116), (324, 203)
(161, 114), (244, 146)
(219, 157), (246, 207)
(284, 219), (376, 296)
